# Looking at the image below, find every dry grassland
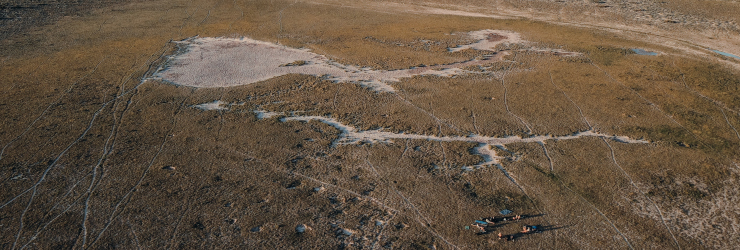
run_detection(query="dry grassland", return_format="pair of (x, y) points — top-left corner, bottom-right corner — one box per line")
(1, 0), (739, 249)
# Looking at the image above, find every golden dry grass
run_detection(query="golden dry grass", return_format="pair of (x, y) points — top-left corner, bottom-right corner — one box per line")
(1, 0), (739, 249)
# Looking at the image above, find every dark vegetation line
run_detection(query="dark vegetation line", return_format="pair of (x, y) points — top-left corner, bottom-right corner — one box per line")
(0, 0), (135, 41)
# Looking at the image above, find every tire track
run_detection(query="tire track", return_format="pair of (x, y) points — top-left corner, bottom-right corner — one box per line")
(669, 61), (740, 143)
(74, 37), (170, 249)
(589, 60), (699, 143)
(13, 35), (172, 246)
(7, 0), (206, 247)
(0, 96), (114, 212)
(498, 60), (533, 134)
(548, 71), (592, 129)
(11, 187), (36, 250)
(540, 143), (635, 249)
(720, 108), (740, 142)
(501, 92), (531, 134)
(490, 159), (551, 225)
(394, 93), (462, 135)
(13, 39), (171, 248)
(0, 59), (105, 162)
(538, 142), (555, 172)
(370, 211), (398, 250)
(626, 58), (740, 149)
(601, 138), (680, 250)
(18, 173), (90, 249)
(86, 97), (188, 249)
(10, 3), (194, 244)
(165, 201), (191, 250)
(364, 160), (459, 250)
(125, 217), (142, 250)
(74, 66), (134, 249)
(0, 37), (174, 229)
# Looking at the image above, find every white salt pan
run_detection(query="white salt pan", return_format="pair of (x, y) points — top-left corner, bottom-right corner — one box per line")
(153, 37), (507, 92)
(153, 33), (579, 91)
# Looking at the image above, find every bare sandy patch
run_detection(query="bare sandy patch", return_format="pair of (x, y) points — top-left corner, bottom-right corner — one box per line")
(192, 100), (228, 110)
(254, 110), (284, 119)
(448, 30), (522, 52)
(152, 37), (509, 92)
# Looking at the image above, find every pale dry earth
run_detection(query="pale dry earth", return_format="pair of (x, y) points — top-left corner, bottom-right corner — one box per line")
(1, 0), (740, 249)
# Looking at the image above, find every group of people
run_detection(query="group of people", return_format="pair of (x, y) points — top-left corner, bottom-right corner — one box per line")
(495, 225), (538, 241)
(469, 214), (538, 242)
(521, 225), (536, 234)
(471, 214), (524, 230)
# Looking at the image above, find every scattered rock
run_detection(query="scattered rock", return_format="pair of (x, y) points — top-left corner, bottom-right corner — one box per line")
(383, 241), (393, 248)
(337, 228), (356, 236)
(225, 218), (237, 224)
(395, 223), (407, 230)
(250, 226), (261, 232)
(329, 196), (343, 204)
(193, 222), (205, 230)
(296, 224), (311, 233)
(224, 202), (233, 207)
(162, 166), (175, 170)
(287, 180), (301, 189)
(329, 209), (345, 218)
(376, 220), (385, 226)
(313, 186), (325, 192)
